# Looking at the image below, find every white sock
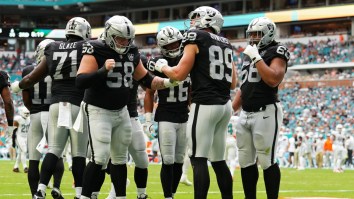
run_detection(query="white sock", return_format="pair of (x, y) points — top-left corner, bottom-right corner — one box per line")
(75, 187), (82, 198)
(38, 183), (47, 192)
(108, 183), (116, 198)
(116, 197), (126, 199)
(137, 188), (146, 196)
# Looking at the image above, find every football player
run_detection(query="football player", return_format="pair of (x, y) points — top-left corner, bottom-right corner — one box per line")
(225, 115), (239, 179)
(12, 106), (30, 173)
(232, 17), (289, 199)
(104, 55), (150, 199)
(154, 6), (237, 199)
(11, 17), (92, 199)
(0, 70), (15, 159)
(144, 26), (190, 199)
(22, 39), (65, 198)
(75, 15), (179, 199)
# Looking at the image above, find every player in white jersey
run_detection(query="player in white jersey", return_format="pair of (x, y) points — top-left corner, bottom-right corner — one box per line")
(277, 134), (289, 168)
(225, 116), (239, 178)
(13, 106), (30, 172)
(332, 124), (346, 173)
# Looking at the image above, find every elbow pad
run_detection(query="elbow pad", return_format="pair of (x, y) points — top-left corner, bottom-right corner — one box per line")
(139, 72), (155, 89)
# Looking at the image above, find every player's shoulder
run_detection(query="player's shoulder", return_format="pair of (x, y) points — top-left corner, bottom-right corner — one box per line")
(0, 70), (9, 77)
(182, 29), (208, 45)
(14, 115), (22, 122)
(262, 42), (290, 61)
(145, 55), (163, 72)
(0, 70), (10, 81)
(22, 65), (35, 77)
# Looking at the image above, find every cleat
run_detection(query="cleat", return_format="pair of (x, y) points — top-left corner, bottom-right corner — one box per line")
(13, 168), (20, 173)
(180, 178), (192, 186)
(33, 190), (46, 199)
(137, 194), (149, 199)
(51, 187), (64, 199)
(24, 167), (29, 173)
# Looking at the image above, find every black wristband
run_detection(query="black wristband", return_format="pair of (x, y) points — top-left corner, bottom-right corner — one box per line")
(7, 120), (13, 126)
(76, 66), (109, 89)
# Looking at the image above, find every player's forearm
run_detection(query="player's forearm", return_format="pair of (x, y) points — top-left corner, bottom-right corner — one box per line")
(161, 66), (183, 81)
(232, 90), (242, 112)
(4, 102), (14, 126)
(144, 95), (154, 113)
(150, 77), (167, 90)
(255, 61), (281, 87)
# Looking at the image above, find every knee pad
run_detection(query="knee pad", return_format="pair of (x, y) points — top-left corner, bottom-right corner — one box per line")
(175, 153), (185, 164)
(133, 151), (149, 169)
(257, 154), (272, 170)
(162, 155), (174, 165)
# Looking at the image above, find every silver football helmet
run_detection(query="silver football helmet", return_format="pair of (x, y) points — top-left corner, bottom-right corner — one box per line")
(188, 6), (224, 34)
(35, 39), (55, 65)
(104, 15), (135, 54)
(157, 26), (183, 58)
(18, 106), (30, 119)
(65, 17), (92, 40)
(246, 17), (276, 49)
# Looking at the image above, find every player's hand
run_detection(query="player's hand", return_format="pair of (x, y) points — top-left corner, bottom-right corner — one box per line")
(155, 58), (168, 72)
(243, 44), (262, 63)
(104, 59), (116, 71)
(143, 121), (155, 139)
(163, 78), (181, 88)
(10, 81), (22, 93)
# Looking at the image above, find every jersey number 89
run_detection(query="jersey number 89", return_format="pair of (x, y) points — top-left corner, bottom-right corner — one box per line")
(209, 45), (233, 83)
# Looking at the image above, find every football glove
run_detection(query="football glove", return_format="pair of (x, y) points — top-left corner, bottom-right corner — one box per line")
(10, 81), (22, 93)
(155, 58), (168, 72)
(243, 44), (262, 63)
(143, 113), (155, 139)
(163, 79), (181, 88)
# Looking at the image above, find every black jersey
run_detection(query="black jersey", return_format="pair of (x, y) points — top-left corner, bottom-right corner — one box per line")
(0, 70), (10, 92)
(147, 56), (190, 123)
(127, 80), (139, 118)
(22, 65), (51, 114)
(182, 29), (233, 105)
(240, 42), (289, 109)
(45, 40), (85, 106)
(82, 40), (140, 110)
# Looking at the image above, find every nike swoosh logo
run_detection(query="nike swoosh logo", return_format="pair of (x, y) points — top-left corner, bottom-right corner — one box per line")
(263, 116), (269, 119)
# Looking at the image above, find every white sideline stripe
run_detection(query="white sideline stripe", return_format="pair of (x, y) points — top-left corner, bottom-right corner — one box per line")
(1, 190), (354, 197)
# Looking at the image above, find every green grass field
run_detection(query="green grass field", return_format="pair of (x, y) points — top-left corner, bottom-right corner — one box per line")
(0, 160), (353, 199)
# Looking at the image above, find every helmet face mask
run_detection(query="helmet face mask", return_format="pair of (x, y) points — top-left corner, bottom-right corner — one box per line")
(187, 6), (224, 34)
(35, 39), (55, 65)
(65, 17), (91, 40)
(246, 17), (276, 49)
(157, 26), (183, 58)
(104, 15), (135, 54)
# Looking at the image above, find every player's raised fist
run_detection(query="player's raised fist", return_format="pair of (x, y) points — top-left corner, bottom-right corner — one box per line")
(104, 59), (116, 71)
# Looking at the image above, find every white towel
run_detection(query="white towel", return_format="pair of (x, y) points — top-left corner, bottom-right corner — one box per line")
(73, 102), (85, 133)
(40, 111), (49, 134)
(36, 136), (47, 154)
(57, 102), (72, 129)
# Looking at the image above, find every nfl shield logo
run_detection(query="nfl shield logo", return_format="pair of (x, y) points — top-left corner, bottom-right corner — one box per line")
(128, 54), (134, 61)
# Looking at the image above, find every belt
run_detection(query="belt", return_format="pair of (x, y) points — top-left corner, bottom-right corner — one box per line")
(242, 105), (268, 112)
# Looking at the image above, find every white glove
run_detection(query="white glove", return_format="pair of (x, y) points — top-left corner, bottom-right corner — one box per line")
(143, 113), (155, 139)
(6, 126), (15, 137)
(11, 81), (22, 93)
(155, 58), (168, 72)
(163, 79), (181, 88)
(243, 44), (262, 63)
